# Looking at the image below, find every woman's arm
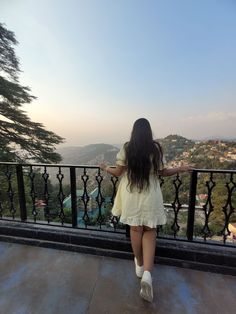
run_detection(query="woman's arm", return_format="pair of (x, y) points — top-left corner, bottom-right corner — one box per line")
(99, 163), (126, 177)
(159, 165), (193, 177)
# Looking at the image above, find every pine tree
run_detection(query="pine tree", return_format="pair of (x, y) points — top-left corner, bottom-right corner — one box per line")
(0, 23), (64, 163)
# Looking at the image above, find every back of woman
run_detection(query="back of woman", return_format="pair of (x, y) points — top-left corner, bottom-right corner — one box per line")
(100, 118), (192, 303)
(111, 118), (167, 228)
(125, 118), (164, 192)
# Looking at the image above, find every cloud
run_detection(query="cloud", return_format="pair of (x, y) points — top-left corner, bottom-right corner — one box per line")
(183, 111), (236, 123)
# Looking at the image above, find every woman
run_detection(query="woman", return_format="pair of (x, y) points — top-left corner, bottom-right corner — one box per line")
(100, 118), (192, 303)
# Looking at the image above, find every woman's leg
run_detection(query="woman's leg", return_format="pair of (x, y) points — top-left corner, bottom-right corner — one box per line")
(130, 226), (143, 266)
(142, 226), (157, 272)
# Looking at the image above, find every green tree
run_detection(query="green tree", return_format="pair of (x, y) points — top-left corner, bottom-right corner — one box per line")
(0, 23), (64, 163)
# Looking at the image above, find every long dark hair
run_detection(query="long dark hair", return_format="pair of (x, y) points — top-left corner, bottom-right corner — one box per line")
(125, 118), (163, 192)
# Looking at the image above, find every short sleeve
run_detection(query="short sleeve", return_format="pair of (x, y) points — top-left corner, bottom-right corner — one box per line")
(116, 144), (127, 166)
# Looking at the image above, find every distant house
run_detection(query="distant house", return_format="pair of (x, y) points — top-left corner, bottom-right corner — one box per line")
(226, 152), (234, 158)
(182, 152), (190, 157)
(35, 199), (47, 207)
(229, 154), (236, 160)
(219, 157), (226, 163)
(196, 194), (208, 206)
(34, 199), (47, 218)
(228, 223), (236, 241)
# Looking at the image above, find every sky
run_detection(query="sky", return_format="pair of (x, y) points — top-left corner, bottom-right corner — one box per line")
(1, 0), (236, 146)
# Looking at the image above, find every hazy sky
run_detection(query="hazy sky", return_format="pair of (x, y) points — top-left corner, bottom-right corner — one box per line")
(1, 0), (236, 146)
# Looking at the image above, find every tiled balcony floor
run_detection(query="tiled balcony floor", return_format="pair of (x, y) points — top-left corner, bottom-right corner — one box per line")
(0, 241), (236, 314)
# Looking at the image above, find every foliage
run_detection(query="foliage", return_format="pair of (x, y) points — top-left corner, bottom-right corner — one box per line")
(0, 23), (64, 163)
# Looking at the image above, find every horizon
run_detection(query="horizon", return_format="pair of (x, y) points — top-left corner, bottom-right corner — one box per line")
(1, 0), (236, 146)
(57, 134), (236, 149)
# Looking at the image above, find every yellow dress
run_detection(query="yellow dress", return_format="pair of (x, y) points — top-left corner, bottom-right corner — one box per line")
(111, 144), (167, 228)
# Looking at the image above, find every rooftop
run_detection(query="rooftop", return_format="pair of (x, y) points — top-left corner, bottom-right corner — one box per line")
(1, 241), (236, 314)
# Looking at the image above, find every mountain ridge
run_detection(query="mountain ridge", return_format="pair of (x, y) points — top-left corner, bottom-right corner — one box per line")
(57, 135), (194, 165)
(57, 135), (236, 167)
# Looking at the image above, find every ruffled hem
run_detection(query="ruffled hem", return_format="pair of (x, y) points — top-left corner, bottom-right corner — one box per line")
(119, 215), (167, 228)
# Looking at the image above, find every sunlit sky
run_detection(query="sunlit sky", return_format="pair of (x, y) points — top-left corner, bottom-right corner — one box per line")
(1, 0), (236, 146)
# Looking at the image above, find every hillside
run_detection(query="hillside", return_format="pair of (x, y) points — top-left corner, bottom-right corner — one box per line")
(57, 136), (236, 170)
(157, 135), (195, 162)
(57, 135), (194, 165)
(175, 140), (236, 169)
(57, 144), (119, 165)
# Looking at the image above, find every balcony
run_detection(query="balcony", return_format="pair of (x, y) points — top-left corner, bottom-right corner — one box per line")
(1, 240), (236, 314)
(0, 162), (236, 312)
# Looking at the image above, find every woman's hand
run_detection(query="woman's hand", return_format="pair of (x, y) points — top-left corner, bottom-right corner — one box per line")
(99, 163), (107, 171)
(160, 164), (195, 177)
(179, 165), (195, 173)
(99, 163), (126, 177)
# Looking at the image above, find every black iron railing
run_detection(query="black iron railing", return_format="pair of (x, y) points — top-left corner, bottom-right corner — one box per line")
(0, 162), (235, 246)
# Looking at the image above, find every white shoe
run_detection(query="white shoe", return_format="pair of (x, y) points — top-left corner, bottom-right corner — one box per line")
(140, 271), (153, 302)
(134, 257), (144, 278)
